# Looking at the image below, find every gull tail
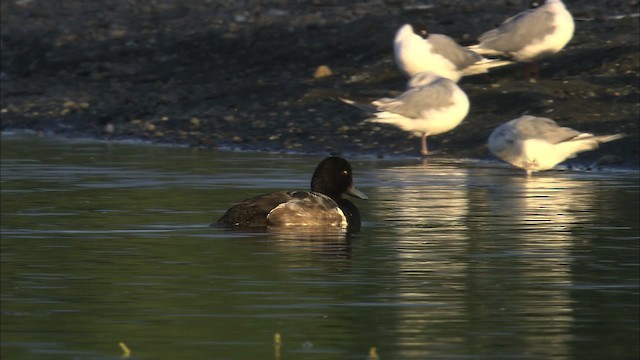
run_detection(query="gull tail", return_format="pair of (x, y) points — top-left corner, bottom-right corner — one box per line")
(560, 133), (626, 158)
(462, 57), (515, 76)
(337, 97), (377, 113)
(363, 111), (409, 127)
(466, 44), (503, 57)
(592, 133), (626, 144)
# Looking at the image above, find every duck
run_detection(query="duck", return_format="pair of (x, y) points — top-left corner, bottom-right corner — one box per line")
(394, 23), (513, 82)
(215, 156), (368, 232)
(467, 0), (574, 80)
(488, 115), (625, 175)
(340, 72), (470, 156)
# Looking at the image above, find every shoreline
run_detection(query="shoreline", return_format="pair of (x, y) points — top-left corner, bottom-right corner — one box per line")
(3, 128), (638, 175)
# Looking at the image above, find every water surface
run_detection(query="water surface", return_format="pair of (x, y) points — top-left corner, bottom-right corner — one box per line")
(1, 134), (638, 359)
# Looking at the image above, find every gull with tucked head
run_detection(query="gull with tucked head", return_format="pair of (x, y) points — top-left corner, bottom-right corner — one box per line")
(394, 23), (513, 82)
(488, 115), (625, 175)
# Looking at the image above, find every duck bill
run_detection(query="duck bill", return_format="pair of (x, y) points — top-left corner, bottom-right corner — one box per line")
(346, 185), (368, 200)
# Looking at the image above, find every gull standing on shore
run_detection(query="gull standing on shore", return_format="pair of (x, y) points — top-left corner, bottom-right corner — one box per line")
(467, 0), (574, 80)
(488, 115), (625, 175)
(340, 72), (470, 156)
(394, 23), (513, 82)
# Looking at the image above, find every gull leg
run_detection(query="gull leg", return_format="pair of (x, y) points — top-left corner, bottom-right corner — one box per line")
(421, 133), (429, 156)
(525, 62), (540, 82)
(420, 133), (440, 156)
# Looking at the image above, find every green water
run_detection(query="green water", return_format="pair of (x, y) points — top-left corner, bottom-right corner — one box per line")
(1, 134), (639, 360)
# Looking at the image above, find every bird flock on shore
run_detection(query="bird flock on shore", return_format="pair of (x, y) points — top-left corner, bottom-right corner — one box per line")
(340, 0), (625, 176)
(216, 0), (627, 231)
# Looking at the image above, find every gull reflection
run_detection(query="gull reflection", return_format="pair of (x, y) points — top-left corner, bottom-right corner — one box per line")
(366, 162), (599, 357)
(462, 171), (598, 357)
(369, 160), (470, 232)
(367, 161), (474, 356)
(483, 172), (600, 233)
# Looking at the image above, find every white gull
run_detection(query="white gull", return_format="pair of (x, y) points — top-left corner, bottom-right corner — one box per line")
(488, 115), (625, 175)
(341, 72), (470, 156)
(394, 23), (513, 82)
(468, 0), (574, 79)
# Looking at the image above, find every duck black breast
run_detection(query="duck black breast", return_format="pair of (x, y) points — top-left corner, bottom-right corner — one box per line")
(215, 157), (367, 231)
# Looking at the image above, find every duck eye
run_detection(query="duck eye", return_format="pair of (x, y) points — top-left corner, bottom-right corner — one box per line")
(342, 170), (349, 175)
